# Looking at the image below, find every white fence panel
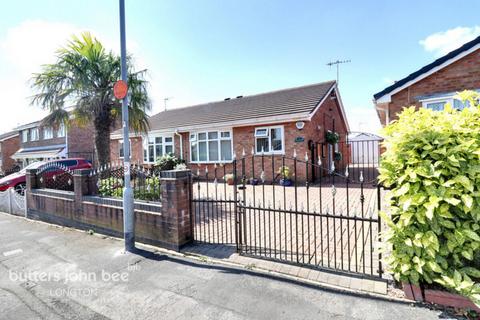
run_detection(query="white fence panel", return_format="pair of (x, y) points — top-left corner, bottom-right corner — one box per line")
(0, 189), (25, 217)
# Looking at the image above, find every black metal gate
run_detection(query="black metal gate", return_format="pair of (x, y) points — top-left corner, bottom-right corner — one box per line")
(192, 140), (383, 279)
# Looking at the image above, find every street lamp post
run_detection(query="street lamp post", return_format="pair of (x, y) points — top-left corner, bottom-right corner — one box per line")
(119, 0), (135, 252)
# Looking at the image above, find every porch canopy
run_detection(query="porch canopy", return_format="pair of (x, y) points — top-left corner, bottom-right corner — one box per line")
(12, 144), (67, 160)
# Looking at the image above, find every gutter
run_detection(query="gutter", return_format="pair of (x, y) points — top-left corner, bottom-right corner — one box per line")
(175, 130), (183, 160)
(374, 102), (390, 125)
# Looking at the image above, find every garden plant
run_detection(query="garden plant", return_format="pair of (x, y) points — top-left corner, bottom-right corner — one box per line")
(380, 91), (480, 306)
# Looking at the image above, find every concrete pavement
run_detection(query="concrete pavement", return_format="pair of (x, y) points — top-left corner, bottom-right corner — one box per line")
(0, 212), (444, 320)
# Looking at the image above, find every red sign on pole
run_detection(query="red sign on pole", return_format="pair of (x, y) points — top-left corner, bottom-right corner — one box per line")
(114, 80), (128, 99)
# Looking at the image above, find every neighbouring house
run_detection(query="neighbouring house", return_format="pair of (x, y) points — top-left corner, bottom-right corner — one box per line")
(0, 131), (20, 174)
(110, 81), (350, 181)
(12, 119), (96, 167)
(373, 35), (480, 126)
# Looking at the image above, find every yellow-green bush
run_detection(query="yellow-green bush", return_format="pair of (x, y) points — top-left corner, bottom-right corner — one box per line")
(380, 91), (480, 305)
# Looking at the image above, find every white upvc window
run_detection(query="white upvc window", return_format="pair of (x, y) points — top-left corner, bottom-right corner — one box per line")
(30, 128), (39, 141)
(254, 126), (284, 154)
(190, 130), (233, 163)
(43, 127), (53, 140)
(143, 134), (174, 163)
(22, 130), (28, 142)
(421, 96), (470, 111)
(57, 123), (66, 138)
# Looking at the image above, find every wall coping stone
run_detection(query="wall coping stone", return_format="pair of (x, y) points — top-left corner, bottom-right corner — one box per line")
(160, 170), (191, 179)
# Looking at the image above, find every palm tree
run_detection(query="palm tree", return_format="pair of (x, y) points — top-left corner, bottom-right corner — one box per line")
(31, 32), (150, 166)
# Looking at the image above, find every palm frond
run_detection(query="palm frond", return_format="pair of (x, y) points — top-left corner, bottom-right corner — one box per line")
(31, 31), (151, 165)
(40, 108), (69, 129)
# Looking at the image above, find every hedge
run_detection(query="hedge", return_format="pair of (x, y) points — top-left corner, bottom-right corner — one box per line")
(379, 91), (480, 305)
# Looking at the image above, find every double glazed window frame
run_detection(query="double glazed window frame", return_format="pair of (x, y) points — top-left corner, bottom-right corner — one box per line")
(254, 125), (285, 155)
(189, 129), (233, 164)
(43, 127), (54, 140)
(30, 128), (39, 141)
(21, 130), (28, 143)
(143, 134), (174, 164)
(421, 96), (470, 111)
(57, 123), (66, 138)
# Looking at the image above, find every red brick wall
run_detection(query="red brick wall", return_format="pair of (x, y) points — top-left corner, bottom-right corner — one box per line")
(378, 48), (480, 126)
(110, 137), (144, 164)
(67, 123), (95, 161)
(26, 170), (193, 251)
(0, 135), (20, 172)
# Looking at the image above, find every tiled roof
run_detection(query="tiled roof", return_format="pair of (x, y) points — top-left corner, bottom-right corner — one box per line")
(0, 131), (18, 141)
(135, 81), (336, 133)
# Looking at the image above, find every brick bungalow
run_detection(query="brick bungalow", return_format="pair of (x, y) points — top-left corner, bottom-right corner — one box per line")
(373, 35), (480, 126)
(0, 131), (20, 174)
(12, 119), (95, 167)
(110, 81), (350, 180)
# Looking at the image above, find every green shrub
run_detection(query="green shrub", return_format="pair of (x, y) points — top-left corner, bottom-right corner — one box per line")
(133, 176), (161, 201)
(380, 91), (480, 305)
(325, 130), (340, 144)
(334, 151), (342, 161)
(174, 163), (187, 170)
(154, 154), (184, 172)
(98, 177), (123, 197)
(277, 166), (291, 179)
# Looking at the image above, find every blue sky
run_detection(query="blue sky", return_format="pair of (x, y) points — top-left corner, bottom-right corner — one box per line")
(1, 0), (480, 133)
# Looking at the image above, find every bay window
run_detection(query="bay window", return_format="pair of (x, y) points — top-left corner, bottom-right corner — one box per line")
(255, 126), (284, 154)
(190, 130), (232, 163)
(143, 135), (174, 163)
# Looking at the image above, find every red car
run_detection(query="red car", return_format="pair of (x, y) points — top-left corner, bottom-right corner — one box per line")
(0, 158), (92, 194)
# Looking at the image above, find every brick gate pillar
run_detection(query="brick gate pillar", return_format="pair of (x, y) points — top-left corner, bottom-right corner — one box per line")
(160, 170), (193, 250)
(25, 169), (38, 219)
(73, 169), (91, 214)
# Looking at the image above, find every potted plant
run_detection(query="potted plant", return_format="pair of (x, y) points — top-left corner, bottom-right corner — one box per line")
(325, 130), (340, 145)
(278, 166), (292, 186)
(224, 173), (235, 185)
(249, 177), (259, 185)
(334, 151), (342, 161)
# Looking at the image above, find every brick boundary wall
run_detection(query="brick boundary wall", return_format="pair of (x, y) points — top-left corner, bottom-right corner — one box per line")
(25, 168), (193, 251)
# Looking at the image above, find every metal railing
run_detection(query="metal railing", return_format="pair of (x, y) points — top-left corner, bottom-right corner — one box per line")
(192, 151), (383, 278)
(36, 162), (74, 192)
(89, 162), (163, 203)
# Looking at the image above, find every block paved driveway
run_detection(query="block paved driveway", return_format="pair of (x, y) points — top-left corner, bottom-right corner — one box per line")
(0, 212), (443, 320)
(193, 181), (382, 276)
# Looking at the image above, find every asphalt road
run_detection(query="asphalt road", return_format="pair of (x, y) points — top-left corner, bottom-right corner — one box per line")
(0, 212), (444, 320)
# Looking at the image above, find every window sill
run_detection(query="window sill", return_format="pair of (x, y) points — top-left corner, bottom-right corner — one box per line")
(254, 152), (285, 156)
(190, 160), (234, 164)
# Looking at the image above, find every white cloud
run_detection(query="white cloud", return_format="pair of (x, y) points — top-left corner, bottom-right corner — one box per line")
(0, 20), (83, 130)
(420, 26), (480, 57)
(1, 20), (81, 74)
